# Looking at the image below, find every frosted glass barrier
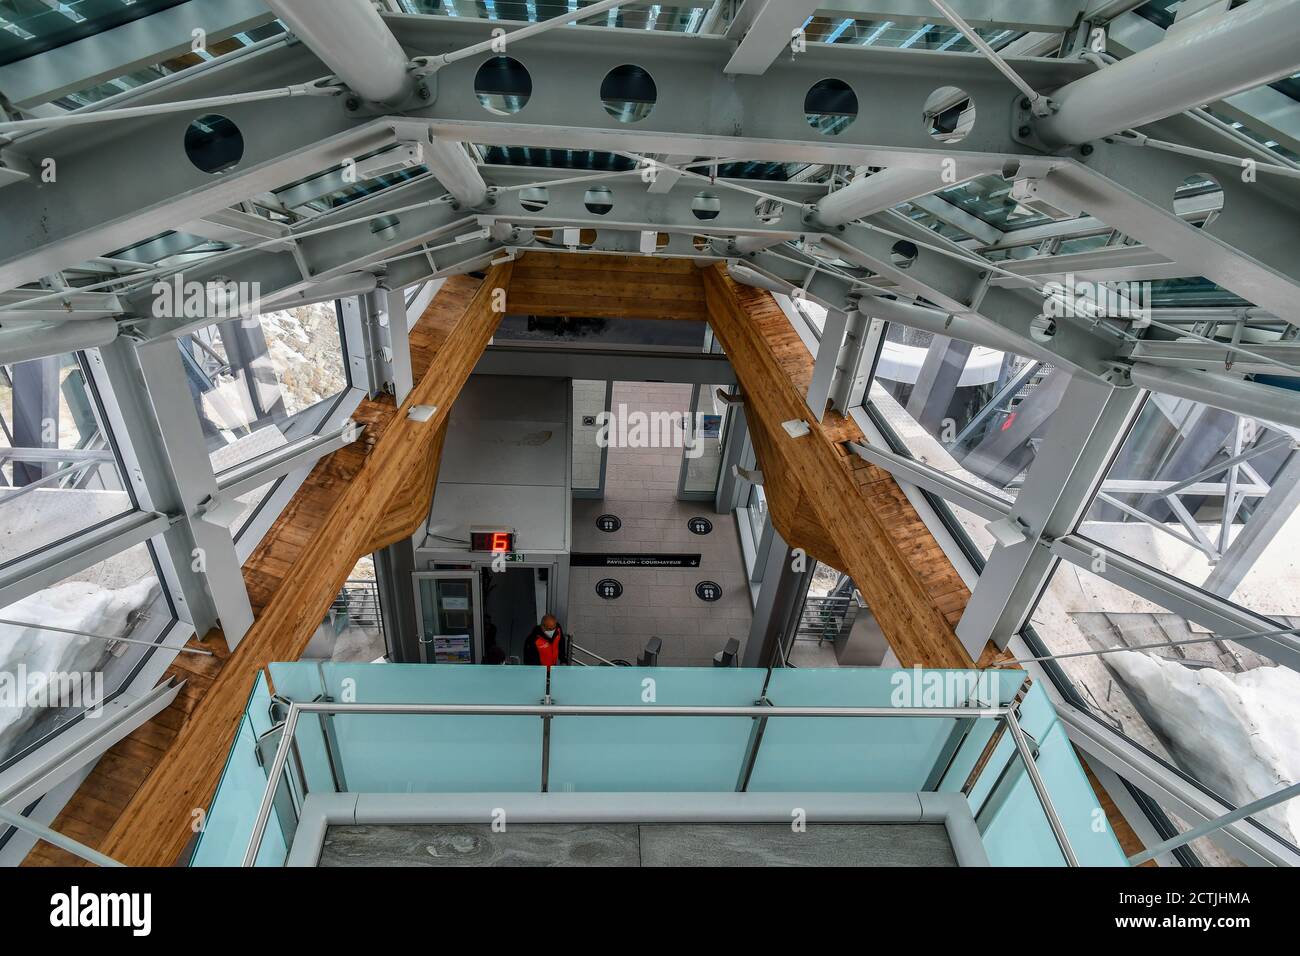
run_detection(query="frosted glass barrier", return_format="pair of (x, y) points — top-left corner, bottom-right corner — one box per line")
(269, 663), (547, 792)
(192, 674), (286, 867)
(548, 667), (766, 791)
(974, 686), (1128, 867)
(748, 668), (1019, 792)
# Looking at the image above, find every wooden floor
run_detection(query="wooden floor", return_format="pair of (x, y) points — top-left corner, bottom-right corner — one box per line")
(23, 268), (508, 867)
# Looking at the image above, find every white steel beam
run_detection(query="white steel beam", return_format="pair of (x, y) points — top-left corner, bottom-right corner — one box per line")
(265, 0), (412, 105)
(1035, 0), (1300, 147)
(723, 0), (822, 76)
(955, 374), (1143, 655)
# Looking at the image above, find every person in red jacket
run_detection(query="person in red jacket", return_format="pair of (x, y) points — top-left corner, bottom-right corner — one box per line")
(523, 614), (564, 667)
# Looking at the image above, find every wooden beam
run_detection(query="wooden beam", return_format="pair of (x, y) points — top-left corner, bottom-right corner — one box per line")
(508, 251), (708, 321)
(363, 415), (450, 554)
(704, 264), (979, 668)
(37, 267), (513, 868)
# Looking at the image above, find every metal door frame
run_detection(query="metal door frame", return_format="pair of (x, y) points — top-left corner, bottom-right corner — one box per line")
(412, 570), (483, 664)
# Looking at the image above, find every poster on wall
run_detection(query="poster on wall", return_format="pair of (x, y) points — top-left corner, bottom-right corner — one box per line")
(433, 634), (472, 663)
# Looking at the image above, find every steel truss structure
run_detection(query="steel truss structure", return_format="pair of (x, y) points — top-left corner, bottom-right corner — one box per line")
(2, 0), (1300, 867)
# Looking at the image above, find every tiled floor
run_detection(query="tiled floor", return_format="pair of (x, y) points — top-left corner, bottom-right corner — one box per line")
(566, 382), (752, 668)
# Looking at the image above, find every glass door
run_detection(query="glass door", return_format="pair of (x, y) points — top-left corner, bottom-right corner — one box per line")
(413, 572), (482, 663)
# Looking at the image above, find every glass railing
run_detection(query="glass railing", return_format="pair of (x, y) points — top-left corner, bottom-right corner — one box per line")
(191, 664), (1129, 868)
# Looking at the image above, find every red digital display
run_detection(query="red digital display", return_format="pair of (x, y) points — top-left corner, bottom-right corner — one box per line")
(470, 529), (515, 553)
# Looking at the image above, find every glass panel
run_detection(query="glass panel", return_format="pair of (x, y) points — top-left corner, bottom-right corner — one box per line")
(269, 662), (547, 793)
(744, 483), (767, 545)
(0, 352), (134, 568)
(49, 22), (287, 110)
(548, 666), (766, 791)
(979, 720), (1128, 866)
(938, 175), (1056, 231)
(748, 668), (1004, 792)
(0, 0), (189, 67)
(681, 384), (730, 494)
(805, 17), (1022, 51)
(417, 576), (475, 663)
(178, 305), (348, 474)
(1078, 392), (1300, 622)
(191, 675), (287, 867)
(870, 327), (1063, 500)
(571, 379), (605, 491)
(398, 1), (714, 33)
(0, 540), (168, 766)
(1028, 560), (1300, 848)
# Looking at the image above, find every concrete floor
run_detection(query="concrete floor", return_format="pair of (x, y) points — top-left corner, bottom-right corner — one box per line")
(566, 382), (752, 667)
(318, 823), (956, 867)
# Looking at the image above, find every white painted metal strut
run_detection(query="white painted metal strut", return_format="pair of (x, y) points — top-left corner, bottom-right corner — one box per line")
(1035, 0), (1300, 146)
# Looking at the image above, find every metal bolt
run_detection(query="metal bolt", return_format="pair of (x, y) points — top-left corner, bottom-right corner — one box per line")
(1018, 125), (1031, 138)
(1019, 98), (1031, 111)
(345, 96), (360, 111)
(1080, 144), (1094, 156)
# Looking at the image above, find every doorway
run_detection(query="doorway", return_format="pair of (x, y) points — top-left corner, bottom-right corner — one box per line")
(481, 565), (541, 662)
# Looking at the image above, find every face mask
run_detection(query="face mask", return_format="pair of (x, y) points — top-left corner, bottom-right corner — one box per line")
(543, 628), (556, 638)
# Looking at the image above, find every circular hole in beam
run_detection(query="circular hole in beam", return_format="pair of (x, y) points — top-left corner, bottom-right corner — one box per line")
(600, 64), (657, 123)
(584, 186), (614, 215)
(1174, 172), (1225, 221)
(184, 114), (244, 174)
(519, 186), (549, 212)
(889, 240), (919, 269)
(474, 56), (532, 115)
(804, 78), (857, 136)
(923, 86), (975, 143)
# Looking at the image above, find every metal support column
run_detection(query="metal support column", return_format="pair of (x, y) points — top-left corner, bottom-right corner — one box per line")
(374, 537), (418, 663)
(9, 354), (58, 487)
(96, 338), (255, 644)
(716, 398), (750, 514)
(905, 334), (973, 432)
(741, 530), (813, 669)
(956, 374), (1143, 655)
(1203, 449), (1300, 598)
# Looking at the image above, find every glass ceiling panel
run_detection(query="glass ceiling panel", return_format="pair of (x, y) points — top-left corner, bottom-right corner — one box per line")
(398, 1), (711, 32)
(937, 175), (1056, 231)
(805, 16), (1022, 51)
(0, 0), (189, 67)
(50, 21), (286, 109)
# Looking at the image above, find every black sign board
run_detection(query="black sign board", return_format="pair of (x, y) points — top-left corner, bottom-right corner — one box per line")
(596, 514), (622, 533)
(595, 578), (623, 600)
(572, 553), (701, 568)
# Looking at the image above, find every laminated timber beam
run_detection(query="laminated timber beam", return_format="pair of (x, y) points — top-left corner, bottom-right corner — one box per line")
(703, 264), (988, 668)
(507, 251), (709, 321)
(23, 268), (510, 868)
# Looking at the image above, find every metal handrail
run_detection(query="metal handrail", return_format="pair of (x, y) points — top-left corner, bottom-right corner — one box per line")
(241, 693), (1081, 868)
(568, 642), (618, 667)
